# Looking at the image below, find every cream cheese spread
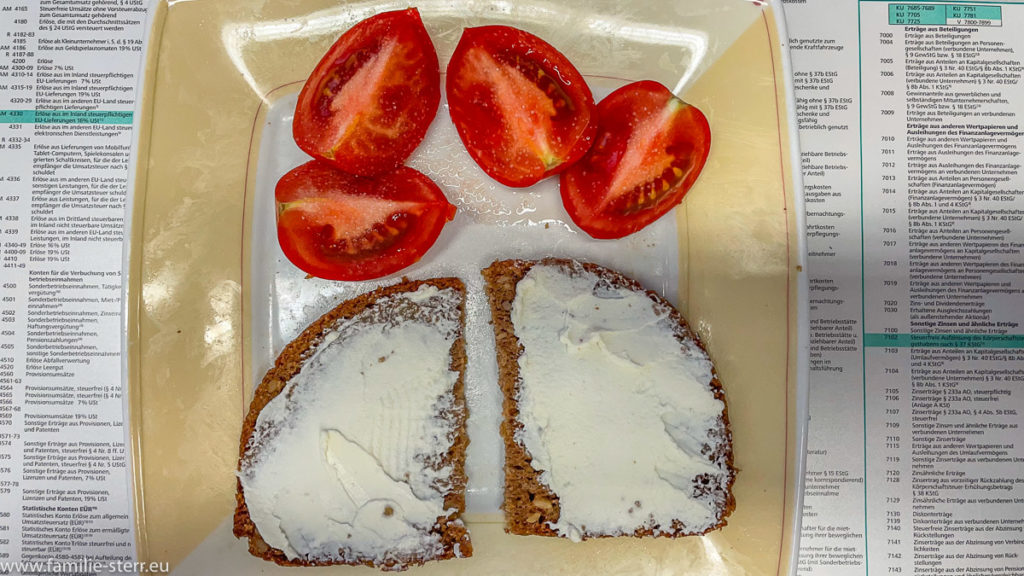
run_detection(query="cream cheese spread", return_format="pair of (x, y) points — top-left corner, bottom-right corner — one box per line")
(238, 285), (463, 565)
(510, 263), (728, 540)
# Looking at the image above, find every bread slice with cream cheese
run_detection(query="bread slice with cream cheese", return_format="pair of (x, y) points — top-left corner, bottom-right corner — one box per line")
(233, 278), (472, 570)
(482, 258), (735, 540)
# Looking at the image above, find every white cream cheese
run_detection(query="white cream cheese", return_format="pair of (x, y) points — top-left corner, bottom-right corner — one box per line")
(510, 263), (728, 540)
(238, 285), (463, 565)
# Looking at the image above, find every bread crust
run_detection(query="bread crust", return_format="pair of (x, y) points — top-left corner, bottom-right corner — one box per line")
(481, 258), (736, 538)
(233, 277), (472, 570)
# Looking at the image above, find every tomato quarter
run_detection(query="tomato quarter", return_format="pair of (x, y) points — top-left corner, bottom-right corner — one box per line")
(293, 8), (440, 177)
(276, 161), (456, 281)
(560, 81), (711, 239)
(446, 25), (596, 188)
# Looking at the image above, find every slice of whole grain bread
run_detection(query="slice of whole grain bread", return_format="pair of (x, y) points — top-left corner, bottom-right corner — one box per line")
(481, 258), (736, 539)
(233, 277), (472, 570)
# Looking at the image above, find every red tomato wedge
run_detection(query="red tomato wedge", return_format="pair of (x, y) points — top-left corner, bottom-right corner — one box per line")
(292, 8), (440, 177)
(560, 81), (711, 239)
(445, 26), (596, 188)
(276, 161), (456, 281)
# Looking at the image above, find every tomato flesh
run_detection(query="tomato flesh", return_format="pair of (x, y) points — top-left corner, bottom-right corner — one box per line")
(560, 81), (711, 239)
(293, 8), (440, 177)
(446, 26), (596, 187)
(276, 161), (456, 281)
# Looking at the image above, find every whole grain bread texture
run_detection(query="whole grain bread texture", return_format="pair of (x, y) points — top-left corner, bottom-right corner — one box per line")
(481, 258), (736, 538)
(233, 278), (472, 570)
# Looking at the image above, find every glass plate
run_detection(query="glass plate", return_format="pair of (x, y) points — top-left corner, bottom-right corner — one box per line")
(124, 0), (808, 573)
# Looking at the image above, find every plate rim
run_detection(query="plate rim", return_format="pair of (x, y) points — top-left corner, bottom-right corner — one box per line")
(121, 1), (810, 573)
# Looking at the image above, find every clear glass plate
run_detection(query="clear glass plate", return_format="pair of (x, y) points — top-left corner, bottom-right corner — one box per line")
(124, 0), (808, 573)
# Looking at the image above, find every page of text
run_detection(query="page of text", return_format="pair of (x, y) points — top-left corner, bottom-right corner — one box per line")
(0, 0), (146, 573)
(786, 0), (1024, 574)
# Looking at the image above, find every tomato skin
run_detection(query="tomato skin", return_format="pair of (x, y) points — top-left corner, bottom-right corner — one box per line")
(446, 25), (596, 188)
(560, 81), (711, 240)
(276, 161), (456, 281)
(293, 8), (440, 177)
